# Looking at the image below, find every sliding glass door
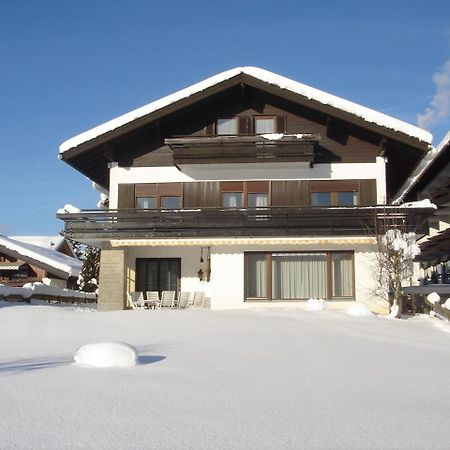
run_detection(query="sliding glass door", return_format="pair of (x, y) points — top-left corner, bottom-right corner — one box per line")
(136, 258), (181, 295)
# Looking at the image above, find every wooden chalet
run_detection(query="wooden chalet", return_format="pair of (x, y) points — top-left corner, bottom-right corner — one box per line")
(0, 235), (80, 288)
(57, 67), (435, 312)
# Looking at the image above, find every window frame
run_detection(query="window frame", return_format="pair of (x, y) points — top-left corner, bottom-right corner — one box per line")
(254, 115), (276, 134)
(216, 117), (238, 135)
(244, 251), (355, 301)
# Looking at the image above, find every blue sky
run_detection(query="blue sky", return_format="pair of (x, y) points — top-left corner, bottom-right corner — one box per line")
(1, 0), (449, 235)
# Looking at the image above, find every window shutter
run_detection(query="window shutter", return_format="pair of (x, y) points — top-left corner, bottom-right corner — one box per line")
(276, 116), (286, 134)
(184, 182), (221, 207)
(238, 117), (249, 135)
(359, 179), (377, 206)
(118, 184), (135, 209)
(205, 123), (215, 135)
(271, 181), (310, 206)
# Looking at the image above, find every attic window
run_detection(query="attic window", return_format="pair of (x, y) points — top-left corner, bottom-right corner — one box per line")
(217, 118), (237, 135)
(255, 116), (276, 134)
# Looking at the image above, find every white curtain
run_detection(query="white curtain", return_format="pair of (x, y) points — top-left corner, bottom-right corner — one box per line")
(248, 193), (268, 207)
(272, 254), (327, 299)
(217, 118), (237, 135)
(255, 118), (275, 134)
(246, 254), (267, 298)
(332, 253), (353, 297)
(223, 193), (242, 208)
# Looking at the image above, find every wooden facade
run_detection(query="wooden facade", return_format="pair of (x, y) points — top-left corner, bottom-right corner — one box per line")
(60, 74), (428, 200)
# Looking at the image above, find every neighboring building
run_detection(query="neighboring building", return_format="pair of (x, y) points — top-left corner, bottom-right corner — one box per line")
(57, 67), (434, 312)
(394, 132), (450, 286)
(0, 234), (81, 288)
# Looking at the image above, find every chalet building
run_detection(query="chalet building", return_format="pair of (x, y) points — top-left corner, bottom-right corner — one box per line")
(0, 235), (81, 288)
(57, 67), (434, 312)
(395, 132), (450, 293)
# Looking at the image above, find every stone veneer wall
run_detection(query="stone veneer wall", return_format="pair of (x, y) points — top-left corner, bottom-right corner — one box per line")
(98, 249), (127, 311)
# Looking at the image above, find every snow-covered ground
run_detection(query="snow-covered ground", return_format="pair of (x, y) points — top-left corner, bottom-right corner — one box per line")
(1, 302), (449, 449)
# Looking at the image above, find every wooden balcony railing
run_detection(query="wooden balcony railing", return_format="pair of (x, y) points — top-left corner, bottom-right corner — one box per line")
(166, 134), (318, 165)
(57, 206), (433, 241)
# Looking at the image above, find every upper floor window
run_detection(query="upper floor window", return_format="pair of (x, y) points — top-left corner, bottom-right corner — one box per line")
(310, 181), (359, 207)
(217, 118), (237, 135)
(136, 197), (157, 209)
(254, 116), (276, 134)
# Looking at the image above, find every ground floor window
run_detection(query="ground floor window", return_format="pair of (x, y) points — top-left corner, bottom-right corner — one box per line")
(245, 251), (354, 300)
(136, 258), (181, 295)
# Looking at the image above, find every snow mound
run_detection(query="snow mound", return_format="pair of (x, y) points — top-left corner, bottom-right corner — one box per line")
(444, 298), (450, 310)
(74, 342), (138, 368)
(426, 292), (441, 305)
(57, 204), (81, 214)
(346, 302), (374, 317)
(306, 298), (326, 311)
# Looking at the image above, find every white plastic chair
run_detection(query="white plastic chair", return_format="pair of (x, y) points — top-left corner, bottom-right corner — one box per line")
(128, 292), (146, 309)
(193, 291), (205, 308)
(161, 290), (175, 308)
(146, 291), (160, 309)
(177, 292), (190, 308)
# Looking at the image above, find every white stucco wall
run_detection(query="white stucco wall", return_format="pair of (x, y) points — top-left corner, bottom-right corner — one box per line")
(124, 240), (384, 313)
(109, 158), (387, 208)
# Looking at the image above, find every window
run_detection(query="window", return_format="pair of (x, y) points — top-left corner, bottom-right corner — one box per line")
(311, 192), (332, 207)
(223, 192), (243, 208)
(255, 116), (275, 134)
(217, 118), (237, 135)
(160, 196), (181, 209)
(245, 251), (354, 300)
(248, 193), (268, 208)
(310, 181), (359, 207)
(136, 197), (157, 209)
(338, 192), (358, 206)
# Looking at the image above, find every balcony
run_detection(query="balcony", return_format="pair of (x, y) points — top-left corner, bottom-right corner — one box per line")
(165, 134), (319, 165)
(58, 206), (432, 241)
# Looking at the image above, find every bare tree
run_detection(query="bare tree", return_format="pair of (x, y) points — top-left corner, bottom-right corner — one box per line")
(373, 216), (421, 318)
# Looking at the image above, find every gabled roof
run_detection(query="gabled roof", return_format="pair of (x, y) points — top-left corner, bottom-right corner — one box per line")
(60, 66), (432, 154)
(0, 234), (81, 279)
(393, 131), (450, 204)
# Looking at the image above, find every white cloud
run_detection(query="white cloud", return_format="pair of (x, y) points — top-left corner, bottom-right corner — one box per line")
(417, 59), (450, 130)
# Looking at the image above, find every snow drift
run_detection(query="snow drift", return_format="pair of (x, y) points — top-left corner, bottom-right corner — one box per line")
(74, 342), (138, 368)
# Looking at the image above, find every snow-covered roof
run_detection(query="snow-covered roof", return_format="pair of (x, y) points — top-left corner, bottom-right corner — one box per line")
(60, 66), (432, 153)
(11, 235), (66, 250)
(393, 131), (450, 204)
(0, 234), (81, 279)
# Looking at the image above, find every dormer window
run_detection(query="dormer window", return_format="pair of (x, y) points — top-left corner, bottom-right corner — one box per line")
(217, 118), (237, 135)
(254, 116), (276, 134)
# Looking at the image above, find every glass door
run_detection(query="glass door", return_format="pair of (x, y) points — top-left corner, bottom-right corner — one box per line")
(136, 258), (181, 296)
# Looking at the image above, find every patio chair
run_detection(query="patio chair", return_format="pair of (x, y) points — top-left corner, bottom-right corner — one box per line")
(177, 292), (191, 308)
(202, 297), (211, 309)
(161, 290), (176, 308)
(145, 291), (160, 309)
(128, 292), (146, 310)
(193, 291), (205, 308)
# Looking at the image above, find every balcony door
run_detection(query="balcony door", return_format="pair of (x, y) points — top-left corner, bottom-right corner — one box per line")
(136, 258), (181, 295)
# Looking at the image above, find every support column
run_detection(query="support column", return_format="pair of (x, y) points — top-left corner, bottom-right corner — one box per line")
(98, 249), (127, 311)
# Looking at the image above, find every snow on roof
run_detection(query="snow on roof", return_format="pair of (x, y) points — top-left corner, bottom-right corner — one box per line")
(11, 235), (66, 250)
(60, 66), (432, 154)
(392, 131), (450, 204)
(0, 234), (81, 278)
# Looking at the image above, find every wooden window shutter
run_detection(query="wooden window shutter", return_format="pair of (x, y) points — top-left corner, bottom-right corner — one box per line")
(205, 123), (215, 135)
(118, 184), (135, 209)
(184, 182), (221, 207)
(271, 181), (310, 206)
(238, 117), (250, 135)
(276, 116), (287, 134)
(359, 179), (377, 206)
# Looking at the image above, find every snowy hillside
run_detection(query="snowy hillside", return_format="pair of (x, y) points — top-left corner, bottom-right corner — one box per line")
(0, 303), (449, 449)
